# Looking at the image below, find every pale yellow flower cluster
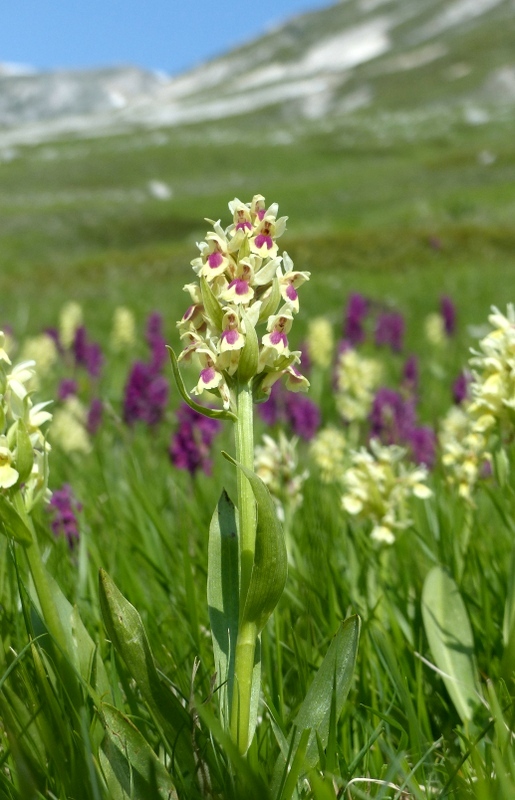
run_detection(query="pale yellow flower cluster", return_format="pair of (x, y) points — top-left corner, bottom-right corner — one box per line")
(19, 334), (59, 387)
(111, 306), (136, 352)
(0, 331), (52, 509)
(254, 432), (308, 522)
(59, 301), (83, 349)
(424, 313), (446, 346)
(334, 347), (382, 422)
(341, 439), (432, 544)
(438, 405), (490, 503)
(310, 426), (347, 483)
(306, 317), (334, 370)
(177, 195), (310, 410)
(468, 304), (515, 434)
(51, 396), (92, 455)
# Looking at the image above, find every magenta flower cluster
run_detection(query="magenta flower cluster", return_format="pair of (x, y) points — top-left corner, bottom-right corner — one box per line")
(48, 484), (82, 549)
(169, 403), (221, 475)
(123, 313), (169, 427)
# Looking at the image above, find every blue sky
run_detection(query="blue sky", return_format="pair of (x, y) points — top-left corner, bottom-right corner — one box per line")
(2, 0), (334, 76)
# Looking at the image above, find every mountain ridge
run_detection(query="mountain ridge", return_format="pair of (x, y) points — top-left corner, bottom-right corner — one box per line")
(0, 0), (514, 146)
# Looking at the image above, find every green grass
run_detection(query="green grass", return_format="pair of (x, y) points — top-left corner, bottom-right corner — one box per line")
(1, 106), (515, 798)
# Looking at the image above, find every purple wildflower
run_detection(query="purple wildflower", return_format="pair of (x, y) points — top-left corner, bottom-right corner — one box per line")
(73, 326), (104, 378)
(258, 381), (283, 426)
(169, 403), (221, 475)
(284, 392), (320, 441)
(48, 485), (82, 549)
(402, 355), (419, 398)
(374, 312), (405, 353)
(146, 312), (168, 374)
(369, 388), (415, 445)
(258, 381), (320, 440)
(440, 295), (456, 337)
(58, 378), (78, 400)
(87, 398), (103, 435)
(407, 426), (436, 468)
(453, 370), (471, 405)
(123, 361), (169, 426)
(343, 293), (368, 346)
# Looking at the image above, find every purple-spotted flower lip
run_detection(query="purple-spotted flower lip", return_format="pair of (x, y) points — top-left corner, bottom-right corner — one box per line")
(221, 328), (240, 345)
(236, 220), (252, 231)
(286, 284), (298, 302)
(228, 278), (251, 296)
(208, 251), (224, 269)
(254, 233), (273, 250)
(200, 365), (217, 385)
(269, 331), (288, 347)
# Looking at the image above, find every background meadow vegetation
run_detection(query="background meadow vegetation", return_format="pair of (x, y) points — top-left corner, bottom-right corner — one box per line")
(2, 75), (515, 799)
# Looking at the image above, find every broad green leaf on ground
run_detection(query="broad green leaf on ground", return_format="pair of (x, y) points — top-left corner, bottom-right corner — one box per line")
(100, 703), (178, 800)
(272, 615), (361, 794)
(222, 452), (288, 634)
(208, 489), (240, 726)
(422, 566), (481, 723)
(98, 569), (195, 773)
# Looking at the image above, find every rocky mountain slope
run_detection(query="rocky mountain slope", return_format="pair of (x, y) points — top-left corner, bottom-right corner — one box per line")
(0, 0), (514, 144)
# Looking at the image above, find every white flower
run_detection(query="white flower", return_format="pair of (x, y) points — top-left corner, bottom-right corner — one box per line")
(59, 301), (83, 349)
(51, 397), (91, 455)
(310, 426), (347, 483)
(306, 317), (334, 370)
(341, 439), (432, 544)
(334, 348), (382, 423)
(111, 306), (136, 351)
(254, 432), (308, 521)
(468, 305), (515, 433)
(0, 436), (19, 489)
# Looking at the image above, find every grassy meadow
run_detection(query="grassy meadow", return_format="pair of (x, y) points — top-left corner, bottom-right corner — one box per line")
(1, 104), (515, 799)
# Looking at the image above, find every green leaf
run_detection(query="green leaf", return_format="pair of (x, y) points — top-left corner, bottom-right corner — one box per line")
(271, 616), (361, 793)
(258, 277), (281, 322)
(167, 346), (237, 422)
(15, 420), (34, 485)
(421, 566), (481, 723)
(200, 275), (224, 331)
(237, 309), (259, 383)
(0, 494), (32, 545)
(100, 703), (178, 800)
(207, 490), (240, 725)
(98, 569), (195, 773)
(222, 452), (287, 634)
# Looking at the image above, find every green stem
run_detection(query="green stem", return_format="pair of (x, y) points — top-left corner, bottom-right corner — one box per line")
(231, 380), (257, 753)
(230, 620), (257, 753)
(234, 380), (256, 609)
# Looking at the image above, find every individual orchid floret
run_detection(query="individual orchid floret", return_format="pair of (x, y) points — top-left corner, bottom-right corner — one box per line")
(229, 198), (253, 232)
(250, 212), (288, 259)
(0, 435), (19, 489)
(278, 252), (310, 313)
(221, 262), (256, 306)
(341, 439), (432, 545)
(260, 307), (294, 363)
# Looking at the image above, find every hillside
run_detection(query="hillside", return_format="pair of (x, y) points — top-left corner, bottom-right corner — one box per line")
(0, 0), (514, 146)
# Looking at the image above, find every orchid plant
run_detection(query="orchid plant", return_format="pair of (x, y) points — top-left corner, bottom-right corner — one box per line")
(170, 195), (312, 752)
